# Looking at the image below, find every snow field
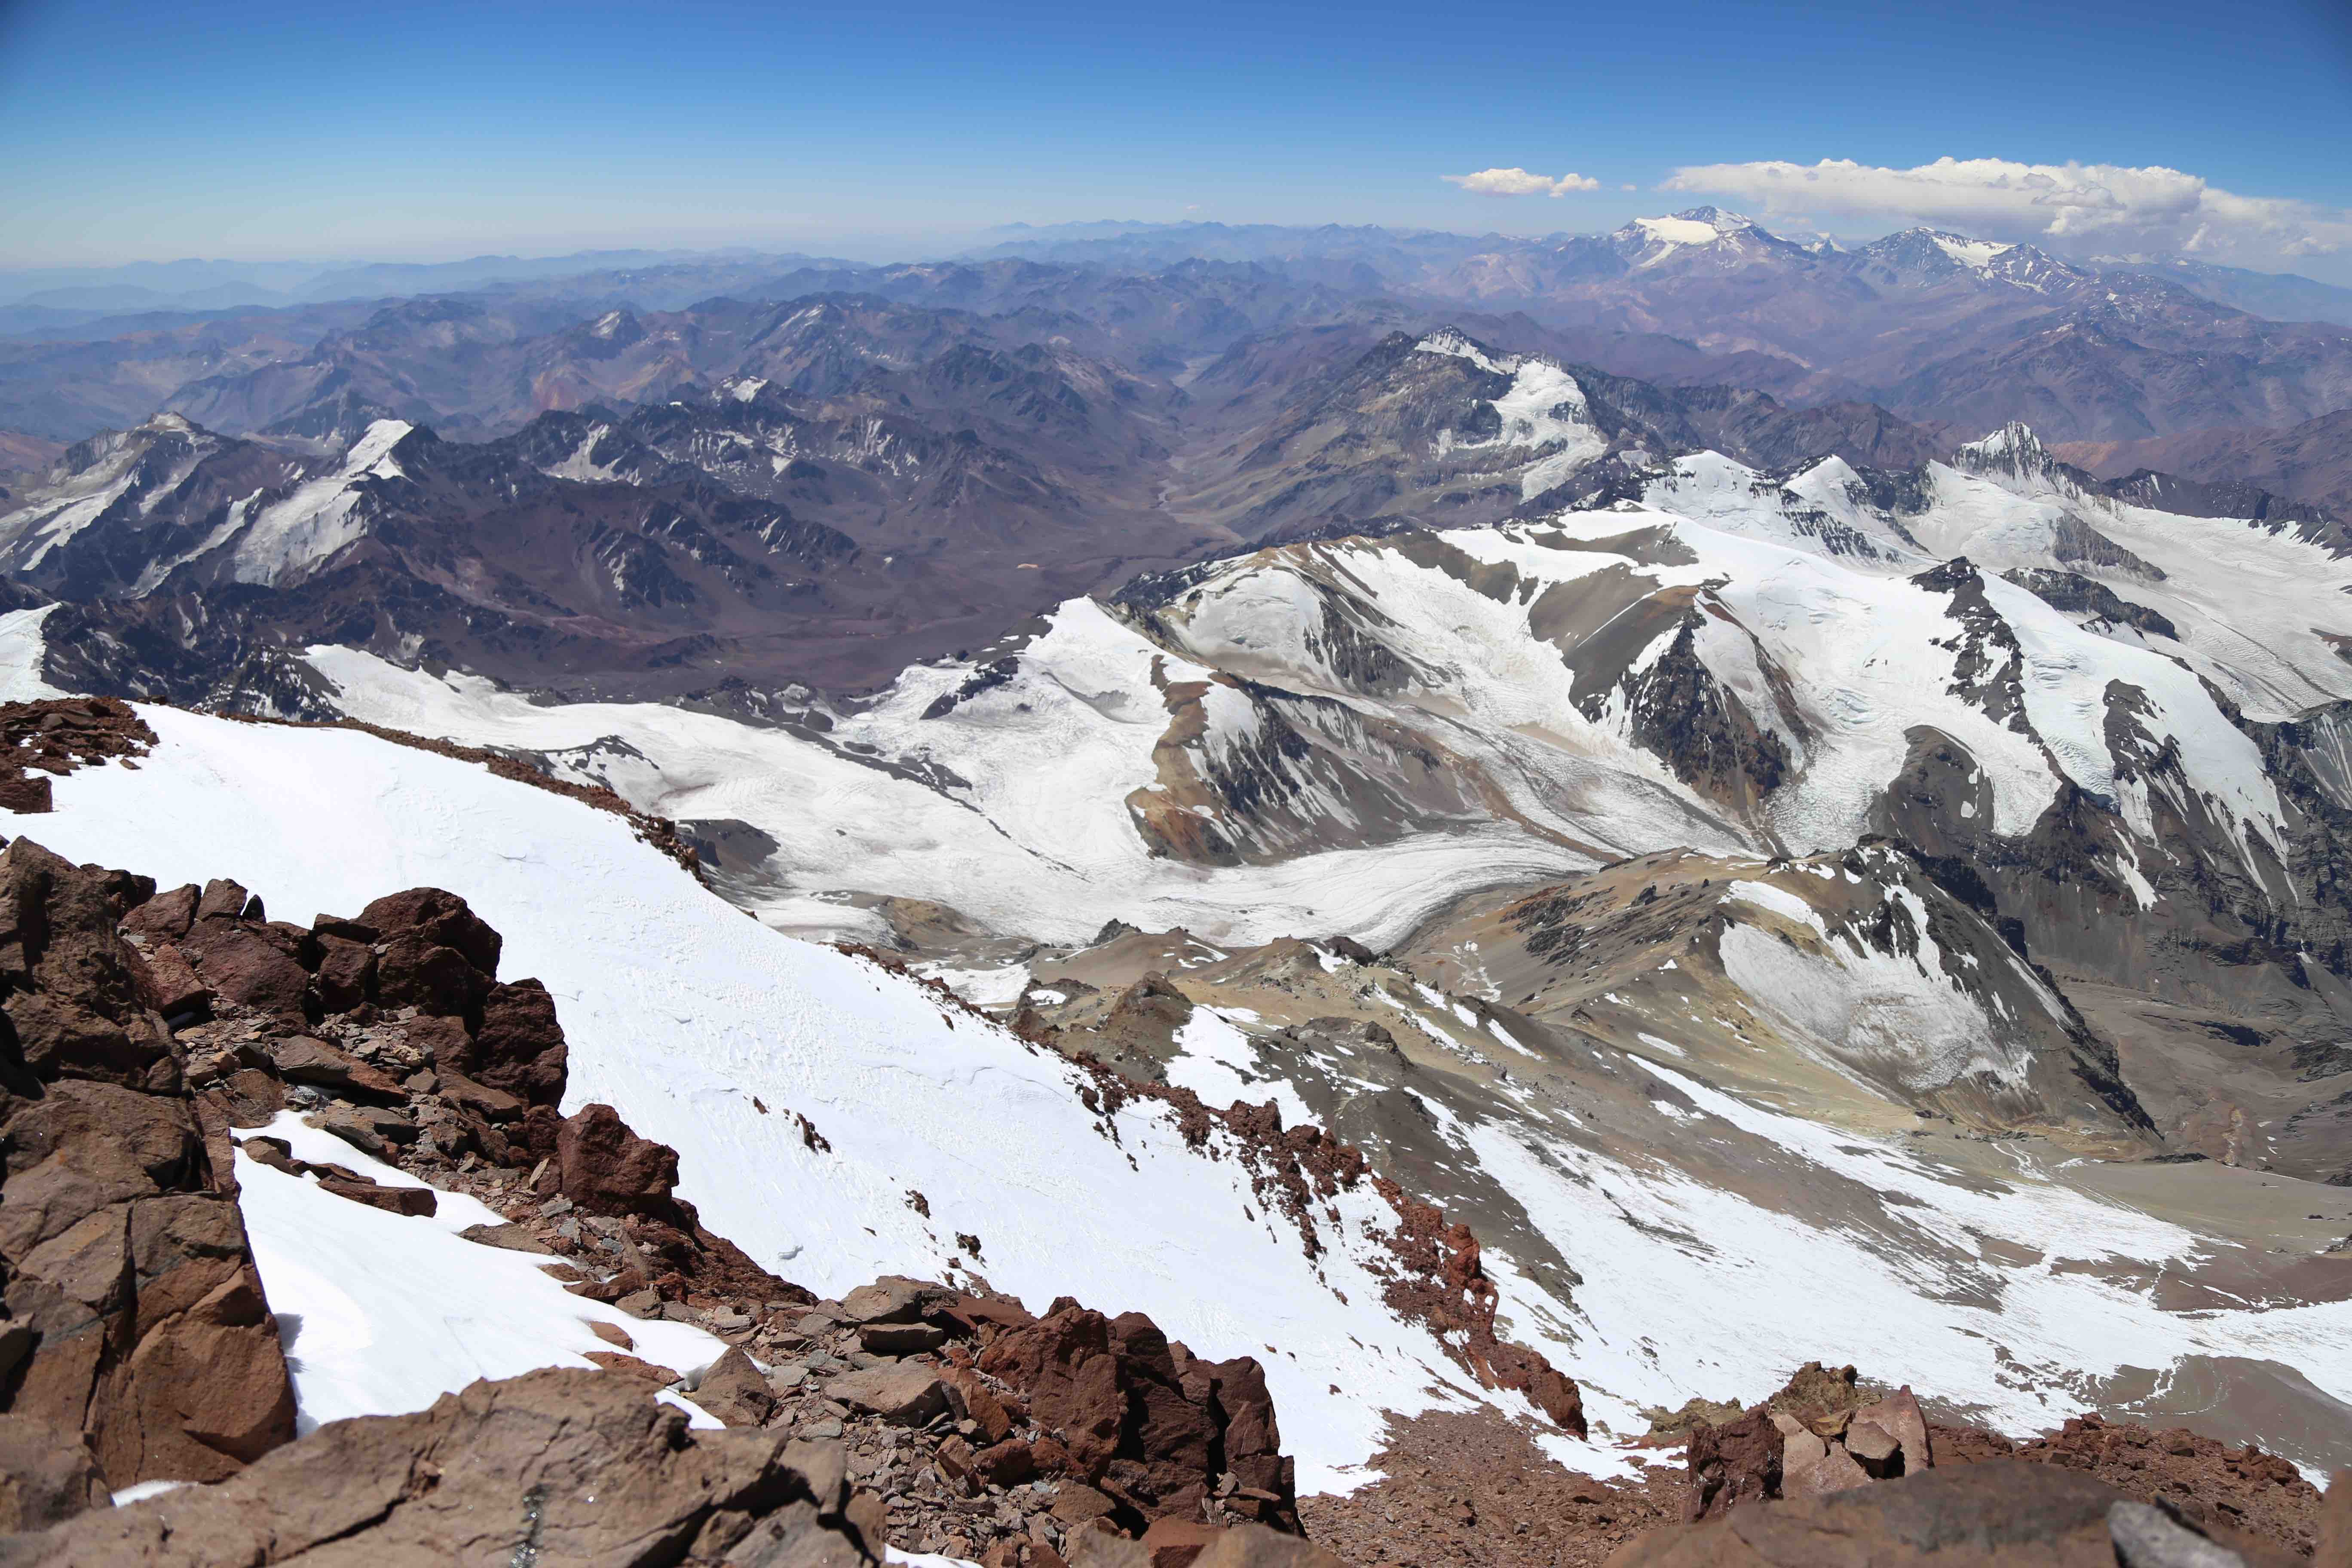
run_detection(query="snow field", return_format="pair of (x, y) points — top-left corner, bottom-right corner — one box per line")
(12, 707), (1491, 1491)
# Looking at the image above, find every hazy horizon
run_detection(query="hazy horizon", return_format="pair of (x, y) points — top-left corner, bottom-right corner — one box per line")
(6, 0), (2352, 281)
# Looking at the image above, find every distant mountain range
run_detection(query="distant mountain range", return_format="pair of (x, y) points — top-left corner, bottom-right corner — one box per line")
(9, 212), (2352, 462)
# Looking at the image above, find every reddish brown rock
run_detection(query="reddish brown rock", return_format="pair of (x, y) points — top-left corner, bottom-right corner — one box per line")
(0, 838), (178, 1087)
(832, 1363), (949, 1427)
(1851, 1386), (1930, 1475)
(977, 1302), (1300, 1532)
(309, 934), (375, 1013)
(2317, 1471), (2350, 1568)
(266, 1035), (402, 1100)
(131, 943), (209, 1020)
(943, 1365), (1016, 1443)
(455, 977), (569, 1107)
(557, 1101), (682, 1218)
(1138, 1517), (1224, 1568)
(372, 933), (488, 1019)
(1685, 1409), (1783, 1521)
(1607, 1458), (2300, 1568)
(119, 884), (198, 944)
(355, 887), (502, 977)
(314, 1176), (438, 1218)
(0, 840), (295, 1503)
(0, 1368), (874, 1567)
(434, 1067), (523, 1123)
(973, 1437), (1041, 1487)
(0, 1414), (107, 1531)
(688, 1345), (777, 1427)
(184, 924), (312, 1018)
(195, 879), (254, 922)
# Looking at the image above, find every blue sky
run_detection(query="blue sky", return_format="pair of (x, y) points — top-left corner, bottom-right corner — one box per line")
(4, 0), (2350, 276)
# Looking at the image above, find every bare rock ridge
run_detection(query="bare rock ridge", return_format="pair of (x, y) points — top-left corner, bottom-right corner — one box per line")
(3, 819), (2344, 1566)
(0, 836), (295, 1513)
(0, 832), (1341, 1566)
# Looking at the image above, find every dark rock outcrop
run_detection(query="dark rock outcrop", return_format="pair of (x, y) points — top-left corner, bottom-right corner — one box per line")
(977, 1300), (1299, 1534)
(0, 838), (295, 1499)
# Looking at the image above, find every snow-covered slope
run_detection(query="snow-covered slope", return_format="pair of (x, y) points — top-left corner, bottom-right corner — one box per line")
(7, 707), (1531, 1489)
(11, 689), (2349, 1480)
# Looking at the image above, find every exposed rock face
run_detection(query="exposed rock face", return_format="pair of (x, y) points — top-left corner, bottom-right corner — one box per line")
(0, 838), (295, 1498)
(977, 1300), (1298, 1534)
(1674, 1363), (2326, 1562)
(1608, 1459), (2303, 1568)
(0, 698), (154, 816)
(1372, 1182), (1586, 1438)
(0, 1367), (884, 1567)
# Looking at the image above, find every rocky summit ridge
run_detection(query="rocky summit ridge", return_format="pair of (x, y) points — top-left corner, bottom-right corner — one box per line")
(0, 789), (2343, 1565)
(1, 205), (2351, 1568)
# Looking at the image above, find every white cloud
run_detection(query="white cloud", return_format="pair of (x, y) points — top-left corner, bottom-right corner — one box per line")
(1660, 156), (2352, 272)
(1446, 167), (1601, 199)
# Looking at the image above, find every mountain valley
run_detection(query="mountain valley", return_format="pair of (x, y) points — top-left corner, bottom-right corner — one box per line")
(3, 214), (2352, 1568)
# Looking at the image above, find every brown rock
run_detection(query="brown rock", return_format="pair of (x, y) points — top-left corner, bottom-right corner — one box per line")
(355, 886), (502, 976)
(309, 914), (378, 944)
(373, 933), (488, 1019)
(121, 884), (198, 943)
(830, 1363), (948, 1426)
(456, 977), (570, 1107)
(457, 1222), (556, 1255)
(1603, 1458), (2293, 1568)
(315, 1176), (438, 1218)
(310, 934), (375, 1013)
(940, 1293), (1040, 1338)
(860, 1320), (947, 1355)
(556, 1101), (681, 1218)
(306, 1102), (415, 1158)
(210, 1068), (285, 1129)
(1052, 1483), (1123, 1527)
(133, 943), (210, 1020)
(839, 1275), (933, 1325)
(1782, 1427), (1830, 1490)
(1069, 1531), (1155, 1568)
(584, 1351), (683, 1387)
(0, 838), (178, 1086)
(973, 1437), (1041, 1487)
(0, 1414), (108, 1530)
(195, 879), (252, 922)
(587, 1319), (634, 1350)
(980, 1306), (1127, 1480)
(3, 1368), (872, 1567)
(1852, 1386), (1931, 1473)
(1784, 1437), (1870, 1498)
(1685, 1409), (1782, 1521)
(690, 1346), (778, 1427)
(1140, 1518), (1225, 1568)
(943, 1365), (1016, 1443)
(184, 924), (312, 1018)
(434, 1067), (524, 1122)
(1191, 1525), (1354, 1568)
(269, 1035), (403, 1099)
(1846, 1419), (1899, 1467)
(2317, 1471), (2351, 1568)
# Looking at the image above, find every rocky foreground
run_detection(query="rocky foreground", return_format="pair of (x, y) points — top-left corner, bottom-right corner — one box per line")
(0, 804), (2346, 1566)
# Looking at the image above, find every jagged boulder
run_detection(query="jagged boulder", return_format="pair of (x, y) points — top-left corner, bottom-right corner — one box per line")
(978, 1301), (1298, 1532)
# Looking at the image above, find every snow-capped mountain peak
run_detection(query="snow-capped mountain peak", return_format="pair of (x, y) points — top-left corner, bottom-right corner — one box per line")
(1615, 207), (1784, 269)
(1954, 419), (2059, 480)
